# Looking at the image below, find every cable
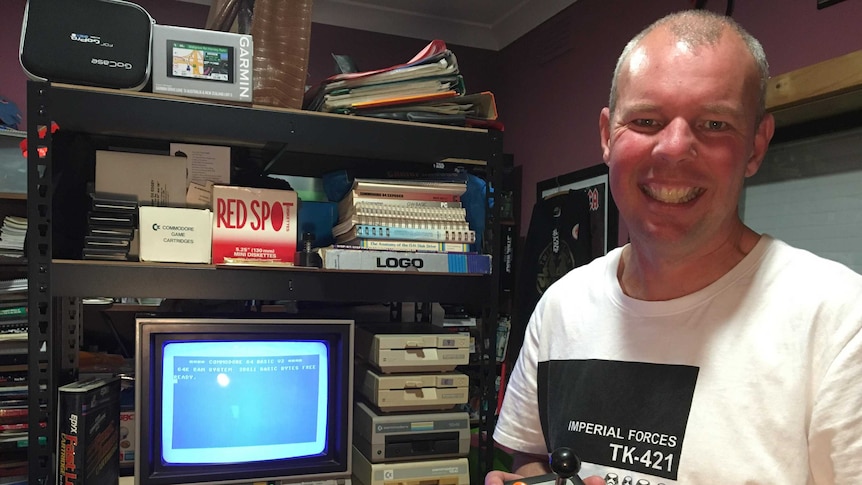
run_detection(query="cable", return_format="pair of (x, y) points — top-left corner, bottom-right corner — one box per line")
(692, 0), (735, 16)
(100, 311), (131, 358)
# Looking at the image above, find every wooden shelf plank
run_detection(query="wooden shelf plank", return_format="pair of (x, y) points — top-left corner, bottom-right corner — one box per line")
(766, 49), (862, 127)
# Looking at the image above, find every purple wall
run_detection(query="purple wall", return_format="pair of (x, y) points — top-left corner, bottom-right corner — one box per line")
(306, 23), (500, 96)
(3, 0), (861, 243)
(1, 0), (30, 129)
(0, 0), (210, 129)
(499, 0), (862, 242)
(0, 0), (498, 129)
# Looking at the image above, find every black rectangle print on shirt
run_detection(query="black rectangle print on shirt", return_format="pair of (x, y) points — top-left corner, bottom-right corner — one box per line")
(537, 359), (698, 481)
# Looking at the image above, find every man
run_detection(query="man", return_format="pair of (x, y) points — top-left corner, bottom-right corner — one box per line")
(487, 9), (862, 485)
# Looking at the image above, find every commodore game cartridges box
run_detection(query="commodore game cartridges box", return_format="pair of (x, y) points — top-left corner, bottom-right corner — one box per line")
(139, 207), (213, 263)
(211, 185), (298, 264)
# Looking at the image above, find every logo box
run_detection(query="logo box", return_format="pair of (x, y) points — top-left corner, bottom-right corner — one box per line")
(211, 185), (298, 264)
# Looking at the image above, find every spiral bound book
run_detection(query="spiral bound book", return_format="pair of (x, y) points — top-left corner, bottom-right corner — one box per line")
(337, 224), (477, 245)
(338, 193), (462, 220)
(352, 202), (467, 221)
(338, 239), (471, 253)
(339, 178), (466, 211)
(332, 214), (470, 239)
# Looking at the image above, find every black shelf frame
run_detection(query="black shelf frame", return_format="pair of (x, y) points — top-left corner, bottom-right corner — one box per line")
(50, 260), (492, 302)
(26, 82), (503, 485)
(40, 83), (499, 166)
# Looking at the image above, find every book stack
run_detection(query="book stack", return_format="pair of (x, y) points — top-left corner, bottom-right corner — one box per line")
(0, 216), (26, 259)
(0, 332), (28, 411)
(304, 40), (501, 129)
(84, 194), (138, 261)
(0, 277), (28, 485)
(0, 294), (26, 336)
(304, 40), (464, 115)
(0, 393), (28, 485)
(321, 177), (492, 274)
(333, 177), (473, 247)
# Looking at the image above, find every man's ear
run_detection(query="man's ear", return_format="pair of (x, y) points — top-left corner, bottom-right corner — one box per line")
(745, 112), (775, 178)
(600, 107), (612, 164)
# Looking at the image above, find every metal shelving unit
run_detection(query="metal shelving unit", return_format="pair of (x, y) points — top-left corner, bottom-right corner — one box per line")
(25, 82), (503, 485)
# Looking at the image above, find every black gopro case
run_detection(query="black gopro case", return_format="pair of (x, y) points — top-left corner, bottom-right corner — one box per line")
(19, 0), (154, 90)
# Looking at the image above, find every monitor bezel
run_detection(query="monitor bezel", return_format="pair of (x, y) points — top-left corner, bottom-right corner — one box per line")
(134, 317), (353, 485)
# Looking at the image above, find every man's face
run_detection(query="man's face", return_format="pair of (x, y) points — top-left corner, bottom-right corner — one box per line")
(599, 27), (773, 253)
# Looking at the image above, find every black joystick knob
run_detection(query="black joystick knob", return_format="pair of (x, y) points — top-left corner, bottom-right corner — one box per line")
(295, 232), (322, 268)
(550, 447), (585, 485)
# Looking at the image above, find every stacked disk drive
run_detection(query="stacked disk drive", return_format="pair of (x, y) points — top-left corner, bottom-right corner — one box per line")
(352, 324), (473, 485)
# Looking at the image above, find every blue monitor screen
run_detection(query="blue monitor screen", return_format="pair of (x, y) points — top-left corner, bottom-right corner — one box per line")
(161, 341), (329, 464)
(135, 318), (353, 485)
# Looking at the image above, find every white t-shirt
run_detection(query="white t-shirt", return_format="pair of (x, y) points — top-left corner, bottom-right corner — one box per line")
(494, 235), (862, 484)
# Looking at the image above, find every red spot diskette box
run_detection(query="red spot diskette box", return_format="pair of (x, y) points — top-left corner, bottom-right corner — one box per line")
(211, 185), (298, 264)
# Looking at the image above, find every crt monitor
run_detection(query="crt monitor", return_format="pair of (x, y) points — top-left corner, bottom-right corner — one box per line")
(134, 317), (353, 485)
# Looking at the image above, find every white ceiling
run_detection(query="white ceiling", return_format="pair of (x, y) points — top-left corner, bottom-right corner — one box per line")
(181, 0), (578, 51)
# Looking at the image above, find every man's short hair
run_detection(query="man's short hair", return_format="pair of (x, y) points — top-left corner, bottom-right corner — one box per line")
(608, 10), (769, 123)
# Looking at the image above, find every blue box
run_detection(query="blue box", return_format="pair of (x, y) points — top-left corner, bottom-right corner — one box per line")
(298, 201), (338, 248)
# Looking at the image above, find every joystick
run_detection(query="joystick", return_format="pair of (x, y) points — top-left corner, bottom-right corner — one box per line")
(502, 447), (587, 485)
(549, 447), (586, 485)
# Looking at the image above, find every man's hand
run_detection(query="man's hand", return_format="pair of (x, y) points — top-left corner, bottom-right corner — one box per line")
(484, 470), (523, 485)
(484, 470), (605, 485)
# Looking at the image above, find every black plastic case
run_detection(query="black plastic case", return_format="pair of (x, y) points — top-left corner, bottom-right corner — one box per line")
(19, 0), (154, 90)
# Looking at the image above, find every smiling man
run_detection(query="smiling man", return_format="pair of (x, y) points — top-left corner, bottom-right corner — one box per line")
(600, 10), (773, 302)
(486, 9), (862, 485)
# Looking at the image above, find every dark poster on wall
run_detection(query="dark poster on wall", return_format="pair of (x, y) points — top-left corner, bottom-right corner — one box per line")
(508, 164), (620, 365)
(537, 163), (619, 256)
(817, 0), (848, 9)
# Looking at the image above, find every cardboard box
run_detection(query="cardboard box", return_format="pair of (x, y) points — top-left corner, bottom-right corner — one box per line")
(152, 25), (252, 103)
(119, 411), (135, 467)
(57, 377), (121, 485)
(170, 142), (231, 189)
(318, 247), (492, 274)
(211, 185), (298, 264)
(139, 207), (213, 263)
(95, 150), (187, 207)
